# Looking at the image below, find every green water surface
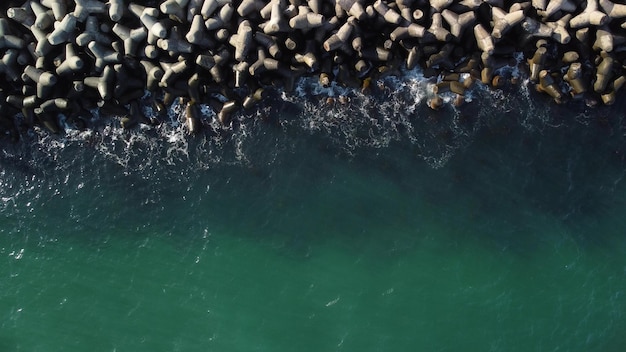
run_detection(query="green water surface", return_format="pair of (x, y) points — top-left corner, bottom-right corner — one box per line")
(2, 118), (626, 352)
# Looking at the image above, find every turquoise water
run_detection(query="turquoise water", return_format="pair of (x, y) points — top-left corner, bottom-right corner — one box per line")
(2, 78), (626, 351)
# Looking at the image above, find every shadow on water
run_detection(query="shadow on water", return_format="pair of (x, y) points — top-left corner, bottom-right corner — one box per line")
(443, 88), (626, 251)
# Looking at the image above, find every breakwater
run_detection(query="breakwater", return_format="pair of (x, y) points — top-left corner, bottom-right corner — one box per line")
(0, 0), (625, 139)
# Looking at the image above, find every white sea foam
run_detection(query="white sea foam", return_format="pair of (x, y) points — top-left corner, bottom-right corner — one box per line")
(1, 67), (545, 170)
(279, 67), (482, 167)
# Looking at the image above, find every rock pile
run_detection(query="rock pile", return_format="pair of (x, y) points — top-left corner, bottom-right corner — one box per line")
(1, 0), (626, 139)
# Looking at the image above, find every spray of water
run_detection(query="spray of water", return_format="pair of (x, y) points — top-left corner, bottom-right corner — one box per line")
(0, 66), (565, 173)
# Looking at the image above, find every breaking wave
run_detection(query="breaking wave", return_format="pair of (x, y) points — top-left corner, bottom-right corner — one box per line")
(0, 66), (620, 179)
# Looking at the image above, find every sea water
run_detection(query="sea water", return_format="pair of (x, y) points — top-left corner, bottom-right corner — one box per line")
(1, 71), (626, 351)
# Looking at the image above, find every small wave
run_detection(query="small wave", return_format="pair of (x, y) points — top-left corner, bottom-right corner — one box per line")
(0, 66), (593, 173)
(281, 68), (482, 167)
